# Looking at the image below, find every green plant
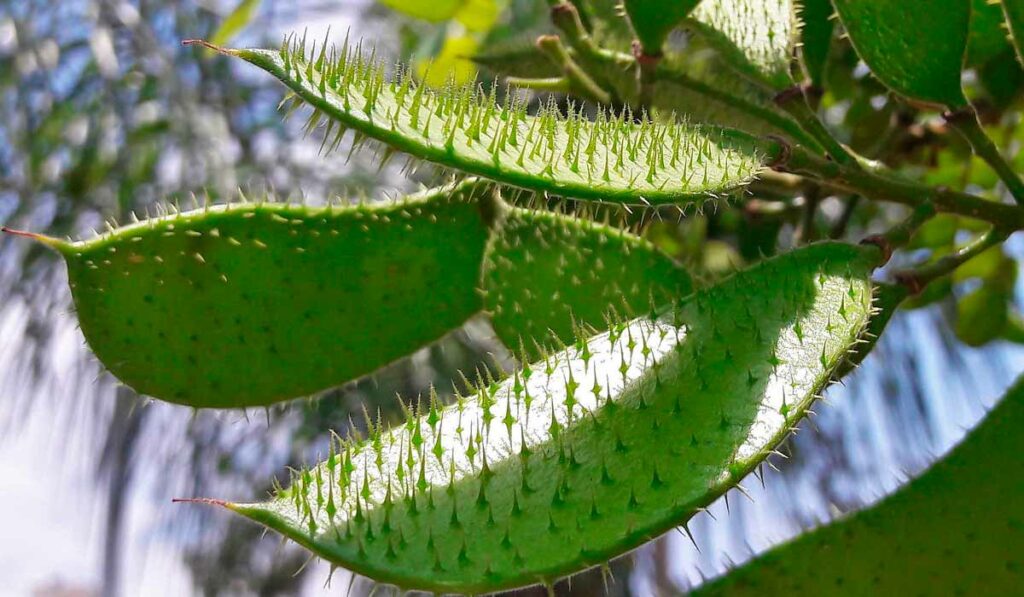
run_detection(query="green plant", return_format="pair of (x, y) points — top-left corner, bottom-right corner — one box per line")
(6, 0), (1024, 594)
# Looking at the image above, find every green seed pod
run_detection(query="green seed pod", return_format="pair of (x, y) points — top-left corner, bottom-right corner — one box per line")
(19, 180), (494, 408)
(690, 0), (799, 90)
(482, 206), (693, 360)
(693, 373), (1024, 595)
(197, 242), (877, 594)
(195, 37), (773, 205)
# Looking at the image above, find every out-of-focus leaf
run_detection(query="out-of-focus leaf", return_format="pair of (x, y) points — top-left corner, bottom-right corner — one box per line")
(415, 34), (480, 86)
(454, 0), (505, 32)
(702, 239), (745, 274)
(832, 0), (970, 109)
(903, 275), (952, 310)
(908, 214), (958, 249)
(977, 48), (1024, 110)
(956, 284), (1008, 346)
(799, 0), (834, 87)
(1002, 312), (1024, 343)
(379, 0), (465, 22)
(953, 245), (1006, 283)
(1002, 0), (1024, 64)
(210, 0), (261, 47)
(968, 0), (1012, 68)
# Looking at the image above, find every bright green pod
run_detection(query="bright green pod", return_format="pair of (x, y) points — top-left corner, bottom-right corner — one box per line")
(832, 0), (971, 109)
(692, 373), (1024, 595)
(482, 206), (694, 360)
(15, 180), (494, 408)
(690, 0), (799, 90)
(194, 242), (877, 594)
(194, 38), (773, 205)
(623, 0), (702, 55)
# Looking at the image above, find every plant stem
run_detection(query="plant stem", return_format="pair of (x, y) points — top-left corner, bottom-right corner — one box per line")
(781, 145), (1024, 229)
(945, 108), (1024, 206)
(861, 201), (936, 263)
(797, 184), (822, 243)
(504, 77), (571, 93)
(634, 47), (659, 110)
(536, 35), (611, 105)
(894, 228), (1010, 293)
(774, 84), (858, 167)
(549, 2), (598, 55)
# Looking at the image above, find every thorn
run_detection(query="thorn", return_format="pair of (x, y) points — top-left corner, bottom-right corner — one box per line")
(171, 497), (230, 508)
(181, 39), (239, 57)
(1, 227), (70, 251)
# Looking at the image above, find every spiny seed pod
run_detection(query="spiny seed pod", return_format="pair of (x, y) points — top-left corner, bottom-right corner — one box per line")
(483, 205), (693, 361)
(10, 180), (494, 408)
(188, 36), (775, 205)
(693, 373), (1024, 595)
(690, 0), (799, 90)
(188, 242), (878, 594)
(6, 180), (696, 409)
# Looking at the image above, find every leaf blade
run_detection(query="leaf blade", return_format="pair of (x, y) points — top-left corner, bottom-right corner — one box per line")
(693, 373), (1024, 595)
(831, 0), (970, 108)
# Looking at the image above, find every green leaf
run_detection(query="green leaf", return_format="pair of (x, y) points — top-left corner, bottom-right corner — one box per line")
(623, 0), (702, 55)
(953, 244), (1007, 282)
(977, 47), (1024, 109)
(378, 0), (465, 22)
(415, 34), (480, 87)
(482, 206), (694, 360)
(44, 181), (494, 408)
(692, 373), (1024, 595)
(798, 0), (835, 87)
(690, 0), (799, 89)
(453, 0), (505, 32)
(209, 0), (261, 47)
(955, 283), (1009, 346)
(831, 0), (970, 108)
(217, 37), (771, 205)
(200, 242), (877, 594)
